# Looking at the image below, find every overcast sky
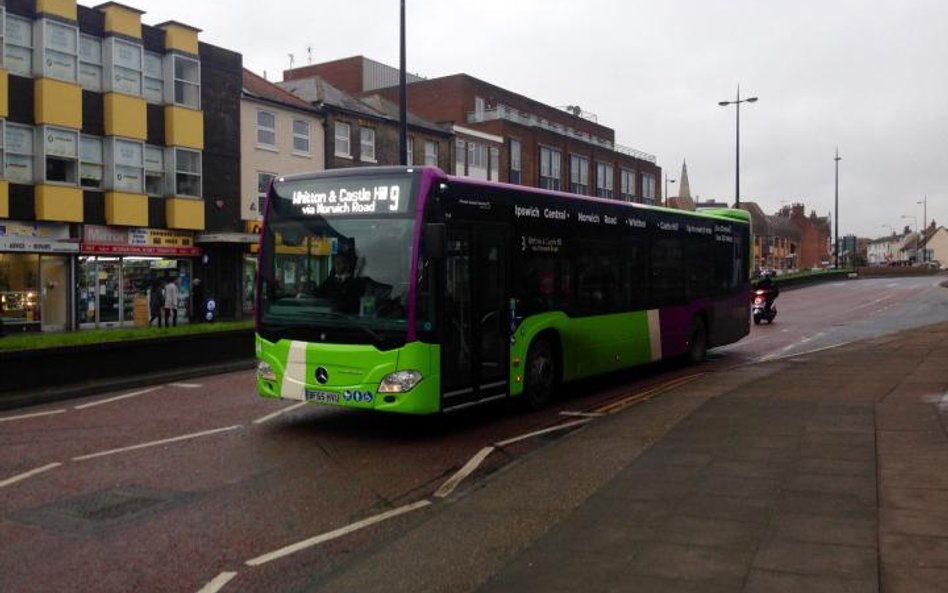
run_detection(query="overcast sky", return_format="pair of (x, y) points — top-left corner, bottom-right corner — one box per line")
(132, 0), (947, 238)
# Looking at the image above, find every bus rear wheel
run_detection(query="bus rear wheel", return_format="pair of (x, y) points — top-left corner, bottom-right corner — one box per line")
(687, 318), (708, 364)
(524, 339), (556, 409)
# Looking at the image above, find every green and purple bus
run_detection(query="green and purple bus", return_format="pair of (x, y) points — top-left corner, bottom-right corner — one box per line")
(255, 166), (751, 414)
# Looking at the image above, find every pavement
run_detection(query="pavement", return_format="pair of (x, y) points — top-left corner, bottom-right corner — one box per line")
(300, 320), (948, 593)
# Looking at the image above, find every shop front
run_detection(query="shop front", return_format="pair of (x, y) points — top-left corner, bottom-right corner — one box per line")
(80, 225), (202, 328)
(197, 227), (261, 320)
(0, 222), (77, 333)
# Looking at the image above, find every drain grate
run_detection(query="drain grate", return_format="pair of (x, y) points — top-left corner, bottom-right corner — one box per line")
(12, 486), (187, 534)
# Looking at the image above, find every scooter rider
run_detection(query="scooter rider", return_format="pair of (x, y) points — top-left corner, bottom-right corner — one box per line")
(754, 271), (779, 315)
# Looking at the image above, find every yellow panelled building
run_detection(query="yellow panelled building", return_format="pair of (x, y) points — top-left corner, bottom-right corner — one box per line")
(0, 1), (242, 331)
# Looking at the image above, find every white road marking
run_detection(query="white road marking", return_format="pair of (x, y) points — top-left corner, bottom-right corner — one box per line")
(72, 425), (242, 461)
(195, 571), (238, 593)
(558, 411), (605, 418)
(169, 383), (202, 389)
(0, 409), (66, 423)
(434, 446), (495, 498)
(252, 402), (308, 425)
(0, 462), (62, 489)
(245, 500), (432, 567)
(494, 418), (591, 448)
(73, 386), (162, 410)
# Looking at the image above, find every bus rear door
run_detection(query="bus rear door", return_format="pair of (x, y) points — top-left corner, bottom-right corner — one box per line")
(441, 224), (509, 411)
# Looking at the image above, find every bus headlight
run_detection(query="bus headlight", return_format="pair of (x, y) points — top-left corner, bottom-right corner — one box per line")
(257, 361), (277, 382)
(378, 370), (423, 393)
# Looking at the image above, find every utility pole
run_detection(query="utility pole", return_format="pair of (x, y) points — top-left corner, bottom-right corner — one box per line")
(834, 148), (841, 269)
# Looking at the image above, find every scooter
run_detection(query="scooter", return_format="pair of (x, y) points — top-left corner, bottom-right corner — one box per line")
(752, 289), (777, 325)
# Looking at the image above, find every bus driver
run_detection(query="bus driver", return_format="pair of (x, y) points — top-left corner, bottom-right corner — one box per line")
(316, 252), (364, 314)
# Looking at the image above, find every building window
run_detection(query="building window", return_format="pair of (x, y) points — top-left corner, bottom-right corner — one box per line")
(468, 142), (487, 180)
(169, 147), (201, 197)
(256, 110), (276, 148)
(257, 172), (276, 214)
(173, 54), (200, 108)
(108, 37), (143, 96)
(145, 145), (163, 196)
(143, 51), (163, 103)
(292, 119), (310, 155)
(79, 34), (103, 91)
(424, 140), (439, 166)
(5, 123), (33, 184)
(539, 146), (561, 191)
(620, 168), (635, 201)
(40, 19), (78, 83)
(509, 139), (522, 184)
(489, 146), (499, 181)
(334, 122), (351, 157)
(360, 127), (376, 162)
(642, 173), (656, 204)
(79, 135), (103, 189)
(406, 136), (414, 165)
(109, 138), (144, 193)
(596, 162), (614, 199)
(455, 138), (466, 174)
(40, 127), (79, 185)
(570, 154), (589, 194)
(5, 14), (33, 77)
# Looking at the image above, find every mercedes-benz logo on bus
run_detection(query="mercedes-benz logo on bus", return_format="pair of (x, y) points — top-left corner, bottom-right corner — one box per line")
(315, 367), (329, 384)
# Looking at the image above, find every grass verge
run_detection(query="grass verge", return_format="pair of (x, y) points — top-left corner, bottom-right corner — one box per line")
(0, 320), (254, 352)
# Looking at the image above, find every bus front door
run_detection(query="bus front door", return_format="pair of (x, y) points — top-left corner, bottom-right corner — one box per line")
(441, 225), (509, 411)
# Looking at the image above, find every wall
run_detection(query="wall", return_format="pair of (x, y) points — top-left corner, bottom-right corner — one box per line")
(240, 99), (325, 220)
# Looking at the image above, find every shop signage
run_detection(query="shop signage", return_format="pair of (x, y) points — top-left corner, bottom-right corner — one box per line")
(0, 237), (79, 253)
(82, 243), (200, 256)
(0, 221), (70, 240)
(129, 228), (194, 247)
(82, 225), (201, 256)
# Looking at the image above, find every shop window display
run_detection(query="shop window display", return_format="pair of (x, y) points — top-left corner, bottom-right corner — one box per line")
(0, 253), (41, 331)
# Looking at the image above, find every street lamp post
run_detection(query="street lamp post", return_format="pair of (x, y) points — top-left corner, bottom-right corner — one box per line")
(902, 215), (918, 264)
(834, 148), (841, 269)
(718, 86), (758, 208)
(398, 0), (407, 166)
(917, 195), (928, 262)
(664, 175), (676, 207)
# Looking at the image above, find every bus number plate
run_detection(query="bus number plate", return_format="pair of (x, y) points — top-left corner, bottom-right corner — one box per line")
(305, 389), (340, 404)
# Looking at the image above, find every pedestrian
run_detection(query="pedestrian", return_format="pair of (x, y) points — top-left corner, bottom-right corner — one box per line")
(149, 280), (163, 327)
(191, 278), (205, 323)
(163, 277), (180, 327)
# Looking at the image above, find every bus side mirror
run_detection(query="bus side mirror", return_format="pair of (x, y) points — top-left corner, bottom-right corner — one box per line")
(424, 223), (446, 259)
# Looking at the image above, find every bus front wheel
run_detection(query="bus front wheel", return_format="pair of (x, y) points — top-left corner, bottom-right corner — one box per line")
(524, 339), (556, 409)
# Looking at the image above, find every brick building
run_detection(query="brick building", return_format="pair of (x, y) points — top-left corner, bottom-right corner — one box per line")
(283, 56), (663, 204)
(777, 204), (831, 269)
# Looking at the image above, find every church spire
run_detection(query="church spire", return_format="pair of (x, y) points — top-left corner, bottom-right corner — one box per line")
(678, 160), (692, 200)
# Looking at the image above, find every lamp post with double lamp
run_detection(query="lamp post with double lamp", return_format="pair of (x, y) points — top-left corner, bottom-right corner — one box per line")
(902, 214), (918, 264)
(918, 195), (928, 262)
(718, 86), (758, 208)
(664, 175), (676, 207)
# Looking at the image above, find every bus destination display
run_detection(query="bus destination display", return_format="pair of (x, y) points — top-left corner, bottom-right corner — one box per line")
(276, 178), (412, 217)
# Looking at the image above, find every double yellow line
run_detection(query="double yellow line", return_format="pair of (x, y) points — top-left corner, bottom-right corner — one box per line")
(594, 372), (706, 415)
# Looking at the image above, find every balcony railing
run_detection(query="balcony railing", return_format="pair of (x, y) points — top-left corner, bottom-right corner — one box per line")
(466, 104), (657, 163)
